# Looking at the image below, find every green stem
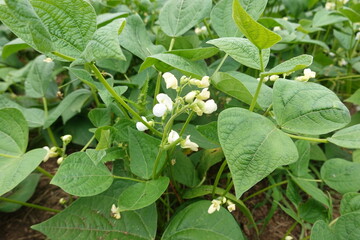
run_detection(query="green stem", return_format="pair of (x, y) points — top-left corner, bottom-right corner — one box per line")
(243, 180), (288, 201)
(36, 166), (54, 178)
(168, 38), (176, 51)
(0, 153), (18, 158)
(153, 72), (162, 106)
(52, 51), (76, 62)
(42, 97), (58, 147)
(80, 135), (96, 152)
(222, 180), (234, 196)
(263, 103), (273, 116)
(112, 175), (145, 183)
(0, 197), (61, 213)
(89, 63), (162, 137)
(179, 111), (194, 136)
(286, 133), (329, 143)
(212, 160), (227, 198)
(282, 221), (298, 240)
(249, 49), (265, 112)
(212, 53), (229, 77)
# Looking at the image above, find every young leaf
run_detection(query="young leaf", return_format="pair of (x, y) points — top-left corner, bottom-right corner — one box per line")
(232, 0), (281, 49)
(273, 79), (350, 135)
(321, 158), (360, 194)
(159, 0), (212, 37)
(289, 140), (311, 177)
(207, 37), (270, 70)
(172, 151), (201, 188)
(218, 108), (298, 198)
(118, 177), (169, 211)
(161, 200), (246, 240)
(128, 128), (166, 180)
(262, 55), (313, 76)
(328, 124), (360, 149)
(51, 152), (113, 196)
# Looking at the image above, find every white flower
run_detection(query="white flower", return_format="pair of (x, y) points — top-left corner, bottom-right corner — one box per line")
(285, 236), (293, 240)
(269, 75), (279, 81)
(325, 2), (335, 10)
(303, 68), (316, 79)
(111, 204), (121, 219)
(185, 91), (197, 103)
(208, 199), (221, 214)
(273, 26), (282, 31)
(329, 52), (336, 57)
(43, 57), (53, 63)
(181, 135), (199, 151)
(295, 75), (309, 82)
(61, 135), (72, 144)
(180, 76), (189, 84)
(356, 32), (360, 41)
(197, 88), (210, 100)
(168, 130), (180, 144)
(203, 99), (217, 114)
(163, 72), (178, 89)
(57, 157), (64, 165)
(338, 58), (348, 66)
(198, 76), (210, 88)
(156, 93), (173, 111)
(59, 198), (66, 205)
(43, 146), (58, 162)
(227, 200), (236, 212)
(136, 116), (153, 131)
(192, 99), (205, 116)
(153, 104), (167, 117)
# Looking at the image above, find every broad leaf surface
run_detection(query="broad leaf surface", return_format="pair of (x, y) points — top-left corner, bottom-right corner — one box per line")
(332, 212), (360, 240)
(166, 47), (219, 61)
(118, 177), (169, 211)
(172, 151), (201, 187)
(345, 88), (360, 106)
(159, 0), (212, 37)
(51, 152), (113, 196)
(218, 108), (298, 198)
(232, 0), (281, 49)
(328, 124), (360, 149)
(340, 192), (360, 215)
(289, 140), (311, 177)
(161, 200), (245, 240)
(321, 158), (360, 194)
(310, 220), (336, 240)
(207, 38), (270, 70)
(2, 38), (30, 59)
(273, 79), (350, 135)
(262, 55), (313, 76)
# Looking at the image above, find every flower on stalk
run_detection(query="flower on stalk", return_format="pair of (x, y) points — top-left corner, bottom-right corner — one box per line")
(153, 93), (173, 117)
(295, 68), (316, 82)
(273, 26), (282, 31)
(189, 76), (210, 88)
(43, 146), (58, 162)
(227, 200), (236, 212)
(338, 58), (348, 67)
(181, 135), (199, 151)
(203, 99), (217, 114)
(168, 130), (180, 144)
(61, 135), (72, 144)
(325, 2), (335, 10)
(184, 91), (197, 103)
(111, 204), (121, 219)
(57, 157), (64, 165)
(163, 72), (178, 90)
(197, 88), (210, 100)
(136, 116), (154, 131)
(269, 75), (279, 81)
(208, 199), (222, 214)
(195, 26), (208, 35)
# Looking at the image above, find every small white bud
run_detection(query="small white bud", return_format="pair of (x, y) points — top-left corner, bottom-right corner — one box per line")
(111, 204), (121, 220)
(184, 91), (197, 103)
(43, 146), (58, 162)
(226, 200), (236, 212)
(269, 75), (279, 81)
(57, 157), (64, 165)
(325, 2), (336, 10)
(285, 236), (293, 240)
(197, 88), (210, 100)
(136, 116), (152, 131)
(168, 130), (180, 144)
(338, 59), (348, 66)
(197, 76), (210, 88)
(162, 72), (178, 90)
(295, 76), (310, 82)
(43, 57), (53, 63)
(356, 32), (360, 41)
(303, 68), (316, 79)
(61, 135), (72, 144)
(273, 26), (282, 31)
(59, 198), (66, 205)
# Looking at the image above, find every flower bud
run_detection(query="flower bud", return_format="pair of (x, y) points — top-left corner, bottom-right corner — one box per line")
(184, 91), (197, 103)
(136, 116), (153, 131)
(57, 157), (64, 165)
(197, 88), (210, 100)
(168, 130), (180, 144)
(61, 135), (72, 144)
(162, 72), (178, 89)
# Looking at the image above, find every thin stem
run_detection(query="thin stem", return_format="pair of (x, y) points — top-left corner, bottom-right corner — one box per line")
(80, 135), (96, 152)
(249, 49), (265, 112)
(52, 51), (76, 62)
(243, 180), (288, 202)
(212, 160), (228, 198)
(0, 153), (18, 158)
(263, 103), (273, 116)
(282, 221), (298, 240)
(0, 197), (61, 213)
(112, 175), (145, 183)
(153, 72), (162, 106)
(179, 111), (194, 136)
(212, 53), (229, 77)
(222, 180), (234, 196)
(168, 38), (176, 51)
(36, 166), (54, 179)
(286, 133), (329, 143)
(42, 97), (58, 147)
(89, 63), (162, 137)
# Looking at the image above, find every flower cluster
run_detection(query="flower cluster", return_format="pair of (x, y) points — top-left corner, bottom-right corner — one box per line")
(208, 197), (236, 214)
(43, 146), (58, 162)
(168, 130), (199, 151)
(295, 68), (316, 82)
(111, 204), (121, 219)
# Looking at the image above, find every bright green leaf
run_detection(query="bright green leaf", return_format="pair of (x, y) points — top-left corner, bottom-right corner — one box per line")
(313, 9), (348, 28)
(2, 38), (30, 59)
(345, 88), (360, 106)
(166, 47), (219, 61)
(262, 55), (313, 76)
(310, 220), (336, 240)
(172, 151), (201, 187)
(328, 124), (360, 149)
(332, 212), (360, 239)
(340, 192), (360, 215)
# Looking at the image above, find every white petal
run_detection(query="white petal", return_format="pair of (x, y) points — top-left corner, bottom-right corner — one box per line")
(168, 130), (180, 144)
(163, 72), (178, 89)
(203, 99), (217, 114)
(153, 103), (167, 117)
(156, 93), (173, 111)
(197, 88), (210, 100)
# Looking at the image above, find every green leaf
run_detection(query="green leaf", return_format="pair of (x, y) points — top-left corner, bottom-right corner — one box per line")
(140, 53), (207, 79)
(25, 55), (55, 98)
(273, 79), (350, 135)
(345, 88), (360, 106)
(310, 220), (336, 240)
(232, 0), (281, 49)
(85, 149), (106, 165)
(2, 38), (30, 59)
(328, 124), (360, 149)
(212, 71), (273, 110)
(51, 152), (113, 196)
(96, 12), (129, 27)
(0, 173), (40, 212)
(196, 148), (224, 179)
(207, 37), (270, 70)
(340, 192), (360, 215)
(289, 140), (311, 177)
(321, 158), (360, 194)
(44, 89), (92, 128)
(161, 200), (245, 240)
(159, 0), (212, 37)
(262, 55), (313, 76)
(119, 14), (165, 60)
(0, 0), (53, 54)
(218, 108), (298, 198)
(196, 122), (220, 145)
(88, 108), (112, 127)
(82, 18), (126, 62)
(172, 151), (201, 187)
(313, 9), (348, 28)
(339, 7), (360, 23)
(166, 47), (219, 61)
(332, 212), (360, 239)
(128, 128), (165, 179)
(32, 195), (157, 240)
(299, 199), (328, 223)
(118, 177), (169, 211)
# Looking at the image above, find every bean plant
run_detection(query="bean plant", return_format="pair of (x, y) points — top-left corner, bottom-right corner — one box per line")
(0, 0), (360, 239)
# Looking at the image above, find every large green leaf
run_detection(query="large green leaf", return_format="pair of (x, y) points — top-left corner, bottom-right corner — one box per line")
(82, 18), (126, 62)
(32, 193), (157, 240)
(310, 220), (336, 240)
(340, 192), (360, 215)
(232, 0), (281, 49)
(128, 128), (165, 179)
(328, 124), (360, 149)
(218, 108), (298, 198)
(140, 53), (207, 78)
(1, 38), (30, 59)
(118, 177), (169, 211)
(51, 152), (113, 196)
(262, 55), (313, 76)
(172, 151), (201, 187)
(212, 71), (273, 110)
(273, 79), (350, 135)
(161, 200), (245, 240)
(345, 88), (360, 106)
(321, 158), (360, 194)
(332, 212), (360, 239)
(119, 14), (165, 60)
(207, 38), (270, 70)
(313, 9), (348, 28)
(159, 0), (212, 37)
(25, 55), (55, 98)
